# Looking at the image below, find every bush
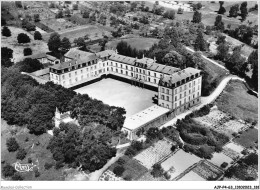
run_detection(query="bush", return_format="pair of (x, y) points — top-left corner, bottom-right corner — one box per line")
(16, 148), (27, 160)
(17, 33), (31, 43)
(2, 26), (11, 37)
(28, 158), (32, 163)
(35, 169), (40, 177)
(170, 145), (176, 152)
(123, 174), (132, 181)
(221, 162), (228, 168)
(164, 172), (171, 180)
(34, 31), (42, 40)
(23, 48), (32, 56)
(6, 137), (19, 152)
(125, 147), (137, 157)
(117, 158), (125, 165)
(44, 162), (53, 170)
(113, 165), (125, 177)
(2, 164), (16, 177)
(151, 163), (164, 178)
(11, 173), (23, 180)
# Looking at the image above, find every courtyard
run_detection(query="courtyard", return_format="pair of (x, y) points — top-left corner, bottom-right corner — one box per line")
(74, 78), (157, 117)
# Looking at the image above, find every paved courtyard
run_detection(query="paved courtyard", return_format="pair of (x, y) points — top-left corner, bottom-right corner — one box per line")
(75, 78), (156, 117)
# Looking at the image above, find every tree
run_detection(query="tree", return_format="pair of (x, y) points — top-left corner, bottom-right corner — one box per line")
(216, 34), (226, 44)
(15, 58), (44, 73)
(73, 4), (78, 10)
(2, 26), (11, 37)
(34, 31), (42, 40)
(16, 148), (27, 160)
(205, 26), (212, 35)
(163, 51), (184, 67)
(48, 32), (61, 53)
(216, 42), (229, 61)
(99, 39), (108, 51)
(73, 37), (86, 49)
(23, 48), (32, 56)
(56, 10), (63, 18)
(60, 37), (71, 53)
(229, 4), (239, 17)
(226, 46), (246, 74)
(218, 2), (226, 14)
(214, 15), (225, 31)
(240, 2), (248, 21)
(6, 137), (19, 152)
(82, 11), (90, 18)
(64, 8), (71, 17)
(113, 165), (125, 177)
(177, 8), (183, 14)
(2, 17), (7, 26)
(192, 11), (201, 23)
(249, 50), (258, 90)
(11, 173), (23, 180)
(163, 10), (175, 19)
(1, 47), (13, 60)
(34, 14), (40, 22)
(151, 163), (164, 178)
(17, 33), (31, 43)
(2, 164), (16, 177)
(194, 31), (207, 51)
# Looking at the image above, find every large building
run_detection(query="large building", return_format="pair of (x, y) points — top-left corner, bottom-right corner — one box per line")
(49, 48), (202, 139)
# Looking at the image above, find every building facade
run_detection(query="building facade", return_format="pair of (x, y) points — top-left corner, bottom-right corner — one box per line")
(49, 48), (201, 112)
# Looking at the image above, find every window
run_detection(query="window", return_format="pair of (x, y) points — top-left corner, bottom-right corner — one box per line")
(189, 90), (191, 94)
(126, 71), (128, 75)
(81, 75), (83, 80)
(193, 94), (195, 99)
(175, 96), (177, 101)
(167, 104), (169, 109)
(131, 73), (133, 77)
(131, 67), (133, 71)
(189, 83), (191, 87)
(154, 73), (156, 77)
(116, 69), (118, 73)
(198, 85), (200, 90)
(162, 88), (165, 93)
(167, 89), (169, 94)
(154, 79), (156, 83)
(185, 85), (187, 90)
(189, 96), (191, 101)
(56, 76), (58, 80)
(86, 68), (88, 72)
(75, 77), (78, 81)
(162, 103), (164, 107)
(126, 66), (128, 70)
(107, 68), (109, 71)
(184, 92), (186, 96)
(161, 95), (165, 100)
(95, 66), (97, 69)
(180, 94), (182, 99)
(136, 68), (138, 72)
(148, 77), (150, 82)
(179, 100), (181, 105)
(116, 63), (118, 67)
(193, 87), (195, 92)
(175, 89), (177, 94)
(193, 81), (195, 85)
(120, 64), (122, 68)
(136, 74), (138, 78)
(197, 92), (199, 97)
(180, 87), (182, 92)
(175, 103), (177, 108)
(121, 70), (123, 74)
(143, 70), (145, 74)
(166, 96), (169, 101)
(148, 71), (150, 75)
(62, 75), (65, 80)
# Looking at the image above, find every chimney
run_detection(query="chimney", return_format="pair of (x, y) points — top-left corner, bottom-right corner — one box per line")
(115, 49), (118, 54)
(153, 56), (156, 62)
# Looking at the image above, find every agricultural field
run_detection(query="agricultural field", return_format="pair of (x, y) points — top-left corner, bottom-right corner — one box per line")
(223, 142), (244, 159)
(1, 26), (49, 62)
(106, 37), (160, 51)
(40, 18), (77, 32)
(233, 128), (258, 149)
(215, 81), (258, 122)
(161, 149), (202, 180)
(42, 25), (112, 42)
(193, 161), (223, 180)
(209, 152), (233, 169)
(133, 140), (172, 169)
(178, 171), (206, 181)
(107, 155), (148, 181)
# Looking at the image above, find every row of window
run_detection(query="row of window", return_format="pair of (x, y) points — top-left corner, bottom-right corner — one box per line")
(161, 91), (200, 102)
(161, 96), (200, 109)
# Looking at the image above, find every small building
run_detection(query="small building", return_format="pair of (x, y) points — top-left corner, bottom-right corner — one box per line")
(27, 52), (60, 65)
(54, 107), (76, 128)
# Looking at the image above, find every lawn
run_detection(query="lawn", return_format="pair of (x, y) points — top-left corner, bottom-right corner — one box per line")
(233, 128), (258, 149)
(106, 37), (160, 51)
(209, 152), (233, 169)
(1, 26), (49, 62)
(178, 171), (206, 181)
(40, 18), (77, 32)
(74, 78), (157, 117)
(215, 81), (258, 122)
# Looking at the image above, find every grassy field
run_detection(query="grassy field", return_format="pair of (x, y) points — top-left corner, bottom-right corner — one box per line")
(40, 18), (77, 32)
(106, 37), (160, 51)
(215, 80), (258, 122)
(74, 78), (156, 117)
(233, 128), (258, 149)
(1, 26), (49, 62)
(1, 119), (64, 180)
(42, 24), (112, 42)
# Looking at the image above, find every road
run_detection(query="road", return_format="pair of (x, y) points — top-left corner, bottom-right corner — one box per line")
(185, 46), (229, 72)
(160, 75), (245, 129)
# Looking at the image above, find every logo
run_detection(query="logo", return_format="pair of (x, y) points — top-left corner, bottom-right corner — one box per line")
(13, 162), (37, 172)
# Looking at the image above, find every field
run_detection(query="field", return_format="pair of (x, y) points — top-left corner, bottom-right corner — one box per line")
(178, 171), (206, 181)
(161, 149), (202, 180)
(107, 155), (148, 181)
(223, 142), (244, 159)
(1, 119), (64, 181)
(230, 162), (258, 181)
(134, 140), (172, 169)
(40, 18), (77, 32)
(233, 128), (258, 149)
(215, 81), (258, 122)
(209, 152), (233, 169)
(1, 26), (49, 62)
(106, 37), (160, 51)
(74, 78), (156, 117)
(42, 25), (112, 42)
(193, 161), (223, 180)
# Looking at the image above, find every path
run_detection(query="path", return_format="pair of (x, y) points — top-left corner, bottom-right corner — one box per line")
(88, 151), (124, 181)
(160, 76), (245, 129)
(185, 46), (229, 71)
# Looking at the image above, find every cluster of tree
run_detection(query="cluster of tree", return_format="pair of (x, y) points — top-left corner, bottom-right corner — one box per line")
(152, 5), (165, 15)
(1, 47), (14, 68)
(139, 16), (149, 25)
(163, 10), (175, 20)
(191, 2), (202, 11)
(17, 33), (31, 43)
(214, 15), (225, 31)
(2, 26), (11, 37)
(23, 48), (32, 56)
(48, 33), (71, 55)
(111, 27), (124, 38)
(116, 41), (146, 59)
(34, 31), (42, 40)
(229, 2), (248, 21)
(218, 1), (226, 14)
(225, 25), (254, 45)
(248, 50), (258, 90)
(2, 164), (23, 180)
(192, 11), (202, 23)
(21, 19), (36, 31)
(109, 2), (127, 16)
(47, 122), (117, 171)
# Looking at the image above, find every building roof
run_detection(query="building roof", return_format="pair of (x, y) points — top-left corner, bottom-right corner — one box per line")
(109, 54), (136, 66)
(123, 105), (169, 131)
(96, 49), (116, 58)
(161, 67), (201, 84)
(27, 52), (58, 61)
(65, 48), (94, 59)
